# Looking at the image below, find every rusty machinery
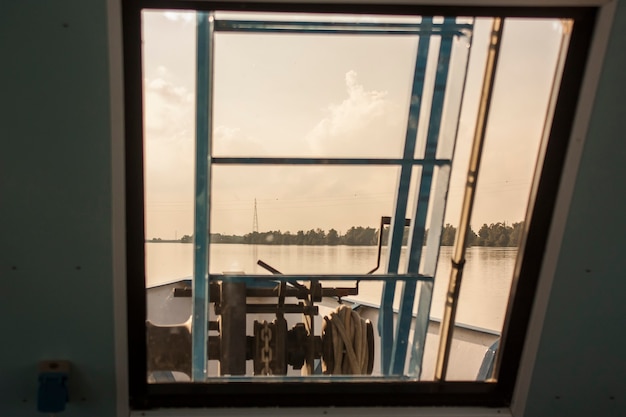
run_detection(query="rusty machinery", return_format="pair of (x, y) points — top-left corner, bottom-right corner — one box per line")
(147, 261), (375, 377)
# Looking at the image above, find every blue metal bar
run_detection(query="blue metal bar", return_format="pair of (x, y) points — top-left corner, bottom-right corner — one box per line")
(211, 274), (434, 283)
(407, 24), (473, 376)
(400, 20), (457, 377)
(211, 157), (451, 166)
(191, 11), (213, 382)
(379, 17), (433, 375)
(390, 18), (455, 376)
(214, 19), (471, 36)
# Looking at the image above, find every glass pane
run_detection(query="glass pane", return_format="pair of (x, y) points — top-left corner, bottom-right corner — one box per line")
(142, 9), (479, 383)
(212, 33), (416, 158)
(142, 10), (196, 288)
(426, 17), (572, 381)
(210, 165), (399, 274)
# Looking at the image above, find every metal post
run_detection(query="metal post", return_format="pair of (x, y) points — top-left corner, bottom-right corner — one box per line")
(434, 17), (503, 381)
(379, 17), (432, 374)
(219, 282), (247, 375)
(392, 18), (456, 376)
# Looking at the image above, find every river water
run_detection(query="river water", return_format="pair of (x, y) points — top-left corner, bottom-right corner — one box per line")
(146, 243), (516, 333)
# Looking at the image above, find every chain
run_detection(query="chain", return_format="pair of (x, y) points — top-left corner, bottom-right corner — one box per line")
(260, 321), (273, 375)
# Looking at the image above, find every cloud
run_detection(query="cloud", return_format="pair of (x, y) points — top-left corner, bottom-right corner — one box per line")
(144, 69), (407, 235)
(144, 74), (193, 142)
(147, 77), (192, 106)
(209, 71), (409, 233)
(306, 70), (405, 157)
(143, 70), (195, 206)
(213, 125), (266, 156)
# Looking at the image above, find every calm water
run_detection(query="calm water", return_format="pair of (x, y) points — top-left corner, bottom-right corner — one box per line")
(146, 243), (516, 332)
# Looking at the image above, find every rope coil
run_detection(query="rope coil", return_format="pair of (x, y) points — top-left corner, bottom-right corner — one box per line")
(324, 305), (370, 374)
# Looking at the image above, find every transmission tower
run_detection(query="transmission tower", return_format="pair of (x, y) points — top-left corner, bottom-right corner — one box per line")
(253, 198), (259, 233)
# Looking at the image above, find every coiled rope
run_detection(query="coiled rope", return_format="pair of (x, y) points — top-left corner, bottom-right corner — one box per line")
(325, 305), (369, 374)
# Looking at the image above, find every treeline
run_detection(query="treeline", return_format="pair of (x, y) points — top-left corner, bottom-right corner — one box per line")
(440, 222), (524, 247)
(166, 221), (524, 247)
(216, 226), (378, 246)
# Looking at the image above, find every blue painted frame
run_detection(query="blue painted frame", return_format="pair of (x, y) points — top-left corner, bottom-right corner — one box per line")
(396, 20), (456, 377)
(380, 16), (433, 375)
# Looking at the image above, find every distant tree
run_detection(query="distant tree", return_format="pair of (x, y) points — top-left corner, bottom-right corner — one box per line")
(315, 228), (327, 245)
(281, 231), (293, 245)
(202, 221), (521, 247)
(295, 230), (305, 245)
(477, 224), (490, 246)
(435, 224), (479, 247)
(211, 233), (244, 243)
(304, 229), (317, 245)
(467, 227), (479, 247)
(327, 228), (340, 245)
(490, 222), (510, 247)
(343, 226), (377, 245)
(509, 222), (524, 247)
(471, 222), (523, 247)
(440, 224), (456, 246)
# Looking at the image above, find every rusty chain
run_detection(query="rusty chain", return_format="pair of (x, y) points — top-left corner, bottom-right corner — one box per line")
(260, 321), (273, 375)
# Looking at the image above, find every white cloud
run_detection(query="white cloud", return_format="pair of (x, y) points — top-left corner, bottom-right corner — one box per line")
(207, 71), (409, 233)
(213, 125), (266, 156)
(144, 74), (193, 144)
(306, 71), (405, 157)
(147, 77), (192, 105)
(144, 71), (195, 214)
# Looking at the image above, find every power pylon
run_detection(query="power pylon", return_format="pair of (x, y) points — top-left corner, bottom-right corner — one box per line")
(253, 198), (259, 233)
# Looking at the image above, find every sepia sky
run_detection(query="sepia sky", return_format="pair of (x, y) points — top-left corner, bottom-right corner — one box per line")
(141, 11), (567, 239)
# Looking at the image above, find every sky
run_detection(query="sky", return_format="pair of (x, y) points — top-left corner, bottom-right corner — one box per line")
(141, 11), (567, 239)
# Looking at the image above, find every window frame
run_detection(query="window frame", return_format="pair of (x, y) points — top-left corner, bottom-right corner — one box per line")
(122, 0), (598, 410)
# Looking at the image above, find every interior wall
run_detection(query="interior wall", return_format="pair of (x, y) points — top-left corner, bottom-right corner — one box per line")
(0, 1), (118, 416)
(1, 1), (624, 417)
(521, 1), (626, 415)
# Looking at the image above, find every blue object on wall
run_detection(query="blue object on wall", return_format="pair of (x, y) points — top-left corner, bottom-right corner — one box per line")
(37, 361), (69, 413)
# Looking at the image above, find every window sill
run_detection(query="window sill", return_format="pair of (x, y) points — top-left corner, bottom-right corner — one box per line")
(131, 406), (512, 417)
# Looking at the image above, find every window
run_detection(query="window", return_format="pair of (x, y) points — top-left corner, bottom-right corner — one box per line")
(123, 1), (597, 409)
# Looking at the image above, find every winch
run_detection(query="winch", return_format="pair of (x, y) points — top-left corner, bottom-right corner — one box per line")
(147, 264), (374, 377)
